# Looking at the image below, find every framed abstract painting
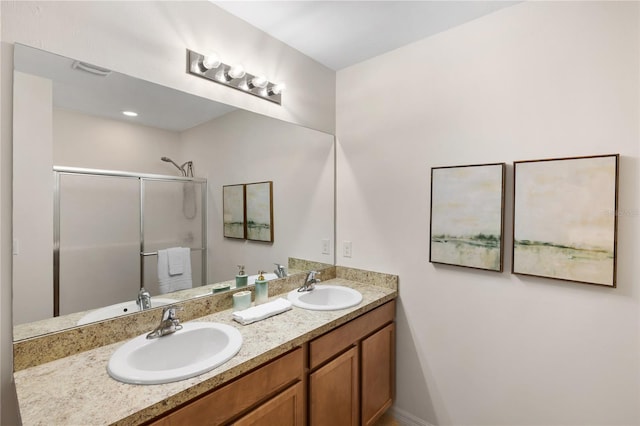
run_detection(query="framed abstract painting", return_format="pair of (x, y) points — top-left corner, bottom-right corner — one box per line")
(430, 162), (506, 272)
(223, 184), (245, 239)
(246, 181), (274, 242)
(512, 154), (619, 287)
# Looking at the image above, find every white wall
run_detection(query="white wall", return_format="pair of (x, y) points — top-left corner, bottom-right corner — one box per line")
(181, 109), (335, 282)
(54, 108), (183, 174)
(1, 2), (335, 423)
(1, 1), (335, 133)
(0, 5), (20, 424)
(337, 2), (639, 425)
(12, 72), (52, 325)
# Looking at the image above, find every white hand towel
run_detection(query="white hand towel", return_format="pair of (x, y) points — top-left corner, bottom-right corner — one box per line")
(232, 298), (292, 325)
(167, 247), (186, 276)
(157, 248), (192, 294)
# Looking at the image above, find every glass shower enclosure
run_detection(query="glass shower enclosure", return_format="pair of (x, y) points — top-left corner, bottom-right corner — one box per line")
(54, 166), (207, 316)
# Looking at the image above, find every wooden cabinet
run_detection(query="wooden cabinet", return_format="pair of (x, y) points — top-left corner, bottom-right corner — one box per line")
(361, 323), (395, 426)
(308, 300), (396, 426)
(149, 348), (304, 426)
(234, 382), (304, 426)
(309, 347), (359, 425)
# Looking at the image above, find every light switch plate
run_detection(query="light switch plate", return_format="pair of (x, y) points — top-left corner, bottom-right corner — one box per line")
(322, 239), (331, 255)
(343, 241), (352, 258)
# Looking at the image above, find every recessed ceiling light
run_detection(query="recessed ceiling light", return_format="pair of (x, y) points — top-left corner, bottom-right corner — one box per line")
(122, 111), (138, 117)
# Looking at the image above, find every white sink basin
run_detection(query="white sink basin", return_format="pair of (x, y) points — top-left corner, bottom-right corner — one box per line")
(107, 322), (242, 385)
(77, 298), (178, 325)
(287, 285), (363, 311)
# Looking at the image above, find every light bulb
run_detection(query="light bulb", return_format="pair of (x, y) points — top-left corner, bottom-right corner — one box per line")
(270, 83), (286, 95)
(202, 52), (221, 70)
(228, 64), (246, 79)
(122, 111), (138, 117)
(250, 76), (268, 89)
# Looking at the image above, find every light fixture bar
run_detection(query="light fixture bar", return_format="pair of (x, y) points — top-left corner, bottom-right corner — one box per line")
(186, 49), (283, 105)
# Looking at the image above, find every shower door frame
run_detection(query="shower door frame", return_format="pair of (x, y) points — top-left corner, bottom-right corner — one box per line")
(53, 166), (208, 317)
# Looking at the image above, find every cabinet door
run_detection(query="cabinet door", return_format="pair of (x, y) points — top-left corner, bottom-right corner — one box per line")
(361, 323), (395, 426)
(309, 346), (359, 426)
(234, 382), (304, 426)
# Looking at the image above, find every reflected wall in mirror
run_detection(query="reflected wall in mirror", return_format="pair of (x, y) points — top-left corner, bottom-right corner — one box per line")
(12, 44), (335, 341)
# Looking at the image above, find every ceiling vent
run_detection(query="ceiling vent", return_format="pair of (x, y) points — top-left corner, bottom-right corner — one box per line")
(71, 60), (111, 77)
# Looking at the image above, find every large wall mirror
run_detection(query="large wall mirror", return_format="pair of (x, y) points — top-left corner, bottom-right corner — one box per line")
(12, 44), (335, 341)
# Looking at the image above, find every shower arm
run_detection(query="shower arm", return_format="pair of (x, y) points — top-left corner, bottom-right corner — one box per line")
(180, 161), (194, 178)
(161, 157), (190, 177)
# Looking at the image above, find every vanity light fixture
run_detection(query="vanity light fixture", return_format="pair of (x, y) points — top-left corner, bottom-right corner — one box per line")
(187, 49), (284, 105)
(122, 111), (138, 117)
(201, 52), (221, 71)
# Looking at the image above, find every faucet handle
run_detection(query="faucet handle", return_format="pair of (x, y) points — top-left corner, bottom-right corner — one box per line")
(274, 263), (287, 278)
(161, 304), (182, 321)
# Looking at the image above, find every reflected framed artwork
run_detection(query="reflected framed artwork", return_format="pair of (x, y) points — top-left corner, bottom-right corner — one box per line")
(430, 163), (506, 272)
(223, 184), (245, 239)
(246, 181), (274, 242)
(512, 154), (619, 287)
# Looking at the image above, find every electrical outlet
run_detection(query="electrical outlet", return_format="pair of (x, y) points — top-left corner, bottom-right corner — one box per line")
(343, 241), (352, 258)
(322, 239), (331, 255)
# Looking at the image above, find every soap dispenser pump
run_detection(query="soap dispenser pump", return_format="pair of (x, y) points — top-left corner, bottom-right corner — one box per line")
(254, 270), (268, 305)
(236, 265), (248, 288)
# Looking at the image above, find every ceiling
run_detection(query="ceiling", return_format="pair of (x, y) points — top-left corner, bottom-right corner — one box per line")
(214, 1), (518, 70)
(14, 44), (236, 132)
(13, 2), (517, 132)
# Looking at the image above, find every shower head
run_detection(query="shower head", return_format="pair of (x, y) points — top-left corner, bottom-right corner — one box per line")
(161, 156), (186, 176)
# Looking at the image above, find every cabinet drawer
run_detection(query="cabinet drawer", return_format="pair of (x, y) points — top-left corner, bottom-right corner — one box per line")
(233, 382), (304, 426)
(309, 300), (395, 369)
(150, 348), (303, 426)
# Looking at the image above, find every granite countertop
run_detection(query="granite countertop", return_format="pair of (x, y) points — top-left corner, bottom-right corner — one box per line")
(14, 277), (397, 426)
(13, 270), (306, 341)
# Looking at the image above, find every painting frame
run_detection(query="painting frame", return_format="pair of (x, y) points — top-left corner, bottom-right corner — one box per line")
(429, 162), (506, 272)
(222, 184), (246, 239)
(512, 154), (619, 287)
(245, 181), (274, 243)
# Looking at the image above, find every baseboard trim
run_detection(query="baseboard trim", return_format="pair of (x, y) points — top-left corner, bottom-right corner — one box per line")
(388, 406), (434, 426)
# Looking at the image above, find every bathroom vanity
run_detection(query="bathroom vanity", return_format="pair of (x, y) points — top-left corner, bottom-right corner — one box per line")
(149, 301), (394, 426)
(13, 267), (397, 425)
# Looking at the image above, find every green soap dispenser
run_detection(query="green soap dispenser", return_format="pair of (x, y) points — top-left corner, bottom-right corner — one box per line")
(254, 270), (268, 305)
(236, 265), (248, 288)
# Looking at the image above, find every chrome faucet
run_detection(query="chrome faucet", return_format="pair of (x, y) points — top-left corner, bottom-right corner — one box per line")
(146, 305), (183, 339)
(298, 271), (321, 292)
(136, 287), (152, 311)
(274, 263), (287, 278)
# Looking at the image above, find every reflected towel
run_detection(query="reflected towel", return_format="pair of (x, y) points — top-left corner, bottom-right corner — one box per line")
(157, 248), (192, 294)
(167, 247), (187, 276)
(232, 298), (292, 325)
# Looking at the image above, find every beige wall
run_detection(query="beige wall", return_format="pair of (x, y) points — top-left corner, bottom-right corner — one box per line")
(1, 1), (335, 423)
(336, 2), (639, 425)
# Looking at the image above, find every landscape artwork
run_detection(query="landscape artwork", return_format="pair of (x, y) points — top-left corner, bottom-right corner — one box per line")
(512, 154), (619, 287)
(223, 184), (245, 239)
(430, 163), (506, 272)
(246, 181), (274, 242)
